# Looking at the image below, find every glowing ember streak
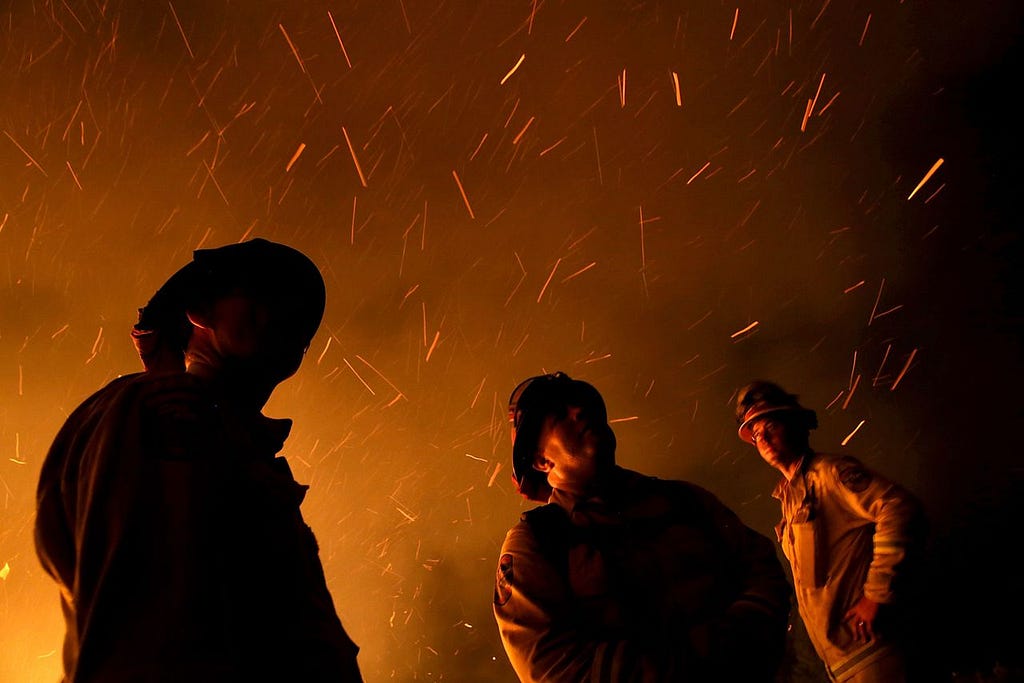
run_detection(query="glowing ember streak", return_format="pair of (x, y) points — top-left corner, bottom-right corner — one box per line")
(464, 453), (486, 462)
(874, 344), (892, 386)
(285, 143), (306, 172)
(469, 133), (487, 160)
(3, 130), (47, 176)
(841, 420), (865, 446)
(278, 23), (307, 73)
(843, 280), (865, 294)
(565, 17), (587, 42)
(66, 161), (83, 190)
(731, 321), (759, 338)
(841, 375), (860, 410)
(809, 73), (826, 116)
(425, 331), (441, 362)
(539, 136), (566, 156)
(800, 98), (813, 132)
(86, 327), (104, 364)
(890, 349), (918, 390)
(0, 562), (9, 580)
(356, 355), (406, 400)
(618, 68), (627, 107)
(201, 160), (230, 205)
(561, 262), (596, 283)
(342, 127), (368, 187)
(512, 116), (535, 145)
(343, 358), (375, 395)
(316, 336), (332, 364)
(671, 72), (682, 106)
(537, 258), (561, 302)
(868, 278), (885, 324)
(500, 54), (526, 85)
(327, 11), (353, 68)
(609, 416), (639, 424)
(350, 196), (357, 244)
(167, 2), (194, 59)
(825, 391), (844, 410)
(907, 158), (944, 200)
(0, 213), (7, 233)
(451, 170), (475, 218)
(848, 350), (858, 389)
(730, 8), (739, 40)
(687, 161), (710, 184)
(18, 365), (23, 396)
(859, 14), (872, 46)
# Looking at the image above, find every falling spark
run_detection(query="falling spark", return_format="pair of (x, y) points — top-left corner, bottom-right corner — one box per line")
(350, 196), (357, 244)
(327, 11), (353, 67)
(841, 420), (865, 446)
(528, 0), (538, 33)
(565, 17), (587, 42)
(825, 391), (844, 410)
(800, 98), (813, 132)
(868, 278), (885, 324)
(167, 2), (194, 59)
(18, 365), (23, 396)
(464, 453), (486, 462)
(908, 158), (944, 200)
(51, 324), (69, 339)
(843, 280), (865, 294)
(285, 143), (306, 172)
(356, 355), (406, 400)
(278, 24), (307, 73)
(66, 161), (83, 189)
(0, 563), (9, 580)
(609, 416), (639, 424)
(730, 8), (739, 40)
(0, 213), (7, 233)
(687, 161), (711, 184)
(859, 14), (872, 46)
(342, 127), (368, 187)
(469, 133), (488, 160)
(873, 344), (892, 386)
(539, 136), (566, 156)
(3, 131), (47, 176)
(536, 258), (561, 302)
(890, 349), (918, 390)
(841, 375), (860, 410)
(316, 337), (332, 364)
(731, 321), (759, 338)
(343, 358), (375, 395)
(671, 72), (682, 106)
(512, 116), (535, 145)
(809, 73), (826, 116)
(452, 170), (475, 219)
(561, 262), (596, 283)
(425, 331), (441, 362)
(848, 350), (858, 389)
(617, 68), (627, 107)
(500, 54), (526, 85)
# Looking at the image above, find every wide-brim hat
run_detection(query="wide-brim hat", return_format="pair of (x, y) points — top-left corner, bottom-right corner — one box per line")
(737, 399), (816, 444)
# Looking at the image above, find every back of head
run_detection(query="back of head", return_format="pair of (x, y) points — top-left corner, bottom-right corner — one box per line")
(133, 238), (326, 373)
(735, 380), (818, 443)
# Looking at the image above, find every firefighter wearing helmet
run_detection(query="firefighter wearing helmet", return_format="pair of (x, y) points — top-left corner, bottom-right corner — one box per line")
(493, 372), (792, 682)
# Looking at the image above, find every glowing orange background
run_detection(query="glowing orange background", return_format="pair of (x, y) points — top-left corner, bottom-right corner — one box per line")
(1, 1), (1021, 681)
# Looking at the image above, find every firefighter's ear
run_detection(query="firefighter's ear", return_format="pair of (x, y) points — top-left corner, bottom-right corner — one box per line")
(532, 452), (552, 473)
(186, 307), (213, 331)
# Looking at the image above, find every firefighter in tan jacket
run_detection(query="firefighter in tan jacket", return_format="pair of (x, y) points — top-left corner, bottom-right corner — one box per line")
(735, 381), (926, 683)
(493, 372), (792, 682)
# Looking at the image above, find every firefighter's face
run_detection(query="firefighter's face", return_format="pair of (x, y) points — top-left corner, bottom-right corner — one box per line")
(190, 290), (312, 384)
(532, 399), (614, 494)
(750, 417), (804, 470)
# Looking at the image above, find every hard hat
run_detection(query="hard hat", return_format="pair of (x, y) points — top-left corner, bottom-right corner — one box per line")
(735, 380), (818, 444)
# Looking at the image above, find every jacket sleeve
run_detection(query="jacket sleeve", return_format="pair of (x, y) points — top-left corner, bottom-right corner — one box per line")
(827, 456), (925, 604)
(689, 485), (792, 676)
(493, 521), (671, 683)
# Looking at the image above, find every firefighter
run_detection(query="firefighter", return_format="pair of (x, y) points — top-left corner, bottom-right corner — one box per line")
(34, 239), (362, 682)
(735, 380), (926, 682)
(493, 372), (791, 682)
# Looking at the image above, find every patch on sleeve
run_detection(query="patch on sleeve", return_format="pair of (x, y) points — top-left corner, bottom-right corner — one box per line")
(494, 553), (514, 606)
(838, 461), (872, 493)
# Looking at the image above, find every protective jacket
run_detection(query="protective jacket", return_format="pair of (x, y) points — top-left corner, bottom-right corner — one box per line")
(34, 371), (361, 683)
(773, 452), (923, 681)
(494, 466), (791, 682)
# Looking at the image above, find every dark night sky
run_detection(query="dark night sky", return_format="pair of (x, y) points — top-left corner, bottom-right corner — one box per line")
(1, 1), (1021, 681)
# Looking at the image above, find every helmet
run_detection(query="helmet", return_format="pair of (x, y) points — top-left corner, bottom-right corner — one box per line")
(735, 380), (818, 444)
(507, 372), (609, 502)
